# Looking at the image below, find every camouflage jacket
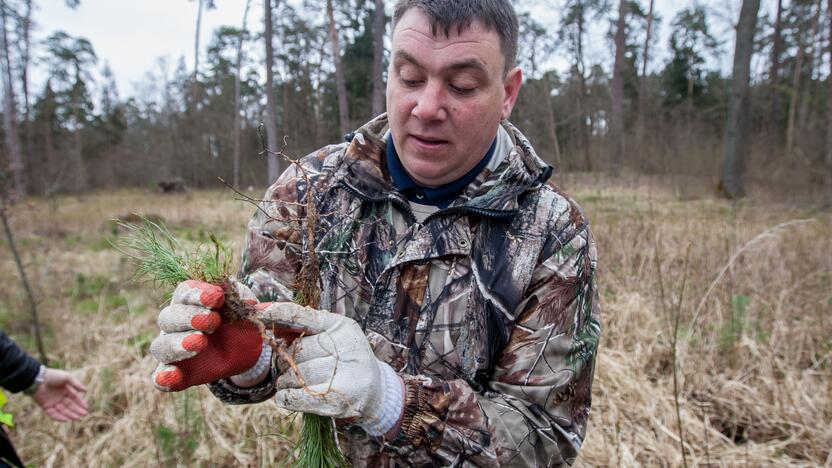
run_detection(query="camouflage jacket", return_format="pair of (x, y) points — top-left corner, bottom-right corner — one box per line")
(209, 115), (600, 467)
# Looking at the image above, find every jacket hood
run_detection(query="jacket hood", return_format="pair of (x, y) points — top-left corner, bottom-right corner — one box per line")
(333, 113), (553, 214)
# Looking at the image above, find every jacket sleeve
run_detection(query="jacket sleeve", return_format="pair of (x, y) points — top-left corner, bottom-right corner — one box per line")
(0, 330), (42, 393)
(388, 225), (600, 467)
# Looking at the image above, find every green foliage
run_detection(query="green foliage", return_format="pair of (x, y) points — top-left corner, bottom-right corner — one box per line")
(343, 7), (376, 123)
(71, 273), (108, 299)
(97, 367), (115, 411)
(154, 390), (203, 463)
(0, 390), (14, 428)
(127, 330), (156, 355)
(719, 294), (749, 352)
(114, 216), (232, 289)
(43, 31), (98, 125)
(661, 5), (720, 108)
(69, 273), (127, 315)
(294, 414), (349, 468)
(0, 303), (12, 331)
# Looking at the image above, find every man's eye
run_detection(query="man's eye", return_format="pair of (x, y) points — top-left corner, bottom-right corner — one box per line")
(401, 77), (422, 87)
(450, 84), (476, 95)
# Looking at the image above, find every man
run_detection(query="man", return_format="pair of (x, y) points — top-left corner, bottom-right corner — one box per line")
(149, 0), (600, 465)
(0, 330), (88, 467)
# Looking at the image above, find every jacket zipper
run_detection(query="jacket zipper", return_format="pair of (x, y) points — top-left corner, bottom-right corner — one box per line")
(338, 181), (418, 225)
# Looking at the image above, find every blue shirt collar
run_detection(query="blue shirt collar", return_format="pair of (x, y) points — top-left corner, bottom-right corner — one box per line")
(386, 135), (497, 209)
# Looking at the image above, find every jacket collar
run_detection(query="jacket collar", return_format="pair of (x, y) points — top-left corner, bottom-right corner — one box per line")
(333, 113), (552, 214)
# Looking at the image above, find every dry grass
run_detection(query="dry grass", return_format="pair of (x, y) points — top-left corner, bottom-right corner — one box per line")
(0, 180), (829, 466)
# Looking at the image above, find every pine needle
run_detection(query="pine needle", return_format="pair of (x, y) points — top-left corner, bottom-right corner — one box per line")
(113, 215), (232, 288)
(294, 414), (348, 468)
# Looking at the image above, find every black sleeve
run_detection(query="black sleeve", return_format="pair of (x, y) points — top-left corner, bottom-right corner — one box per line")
(0, 330), (41, 393)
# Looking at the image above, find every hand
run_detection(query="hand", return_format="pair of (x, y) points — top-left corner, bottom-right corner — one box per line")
(32, 368), (88, 422)
(150, 279), (265, 391)
(261, 304), (404, 436)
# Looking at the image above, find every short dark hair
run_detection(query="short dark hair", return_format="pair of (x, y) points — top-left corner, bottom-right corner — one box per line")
(392, 0), (519, 75)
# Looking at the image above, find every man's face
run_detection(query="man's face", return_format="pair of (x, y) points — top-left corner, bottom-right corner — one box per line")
(386, 9), (522, 188)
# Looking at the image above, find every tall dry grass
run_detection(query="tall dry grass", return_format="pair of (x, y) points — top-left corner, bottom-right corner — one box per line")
(0, 180), (829, 466)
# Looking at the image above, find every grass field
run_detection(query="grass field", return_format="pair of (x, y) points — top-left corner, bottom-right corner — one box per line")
(0, 177), (829, 466)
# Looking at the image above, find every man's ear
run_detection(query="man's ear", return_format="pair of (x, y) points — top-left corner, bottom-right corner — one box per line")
(501, 67), (523, 120)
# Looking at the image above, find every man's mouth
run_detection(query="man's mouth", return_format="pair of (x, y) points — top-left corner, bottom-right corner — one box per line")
(411, 134), (449, 148)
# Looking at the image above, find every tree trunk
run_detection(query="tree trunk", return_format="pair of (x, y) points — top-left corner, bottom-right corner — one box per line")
(42, 105), (61, 197)
(542, 74), (562, 168)
(71, 82), (86, 192)
(719, 0), (760, 199)
(798, 6), (822, 136)
(327, 0), (350, 136)
(371, 0), (386, 116)
(264, 0), (282, 184)
(636, 0), (654, 143)
(786, 6), (812, 158)
(825, 0), (832, 207)
(233, 0), (251, 188)
(575, 3), (592, 171)
(20, 0), (33, 186)
(0, 1), (25, 198)
(609, 0), (627, 175)
(313, 40), (327, 146)
(768, 0), (783, 133)
(190, 0), (205, 187)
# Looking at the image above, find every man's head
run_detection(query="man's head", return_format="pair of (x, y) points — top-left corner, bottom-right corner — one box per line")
(392, 0), (520, 76)
(387, 0), (522, 188)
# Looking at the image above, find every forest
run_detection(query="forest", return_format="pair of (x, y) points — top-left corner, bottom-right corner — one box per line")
(0, 0), (829, 201)
(0, 0), (830, 466)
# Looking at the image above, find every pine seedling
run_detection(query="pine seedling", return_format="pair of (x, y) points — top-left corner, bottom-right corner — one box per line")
(116, 215), (348, 467)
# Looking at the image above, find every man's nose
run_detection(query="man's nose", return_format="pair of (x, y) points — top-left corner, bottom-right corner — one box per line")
(411, 81), (447, 122)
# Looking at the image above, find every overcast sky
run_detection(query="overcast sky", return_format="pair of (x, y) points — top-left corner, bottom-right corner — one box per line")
(34, 0), (747, 99)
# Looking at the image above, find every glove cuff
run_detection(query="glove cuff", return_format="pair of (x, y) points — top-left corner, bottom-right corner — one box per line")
(230, 332), (273, 388)
(360, 360), (404, 437)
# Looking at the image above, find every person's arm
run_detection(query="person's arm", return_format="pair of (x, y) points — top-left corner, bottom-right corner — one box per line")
(388, 224), (600, 467)
(0, 330), (88, 421)
(0, 330), (41, 394)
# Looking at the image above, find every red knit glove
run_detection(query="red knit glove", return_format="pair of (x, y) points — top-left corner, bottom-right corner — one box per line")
(150, 280), (263, 392)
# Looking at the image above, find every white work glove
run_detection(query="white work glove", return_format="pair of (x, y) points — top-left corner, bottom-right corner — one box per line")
(261, 304), (404, 436)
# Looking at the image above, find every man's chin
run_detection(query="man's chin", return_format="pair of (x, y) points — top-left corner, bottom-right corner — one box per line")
(407, 167), (457, 188)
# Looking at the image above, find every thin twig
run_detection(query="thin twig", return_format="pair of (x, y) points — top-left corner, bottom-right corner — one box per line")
(0, 195), (47, 364)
